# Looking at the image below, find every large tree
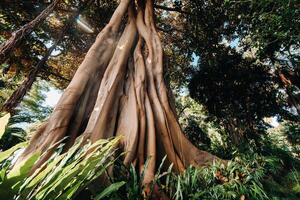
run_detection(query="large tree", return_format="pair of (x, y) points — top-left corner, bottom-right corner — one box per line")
(189, 48), (281, 145)
(15, 0), (218, 188)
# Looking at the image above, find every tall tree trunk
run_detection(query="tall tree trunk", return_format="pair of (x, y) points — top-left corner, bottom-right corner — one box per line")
(14, 0), (220, 188)
(0, 0), (60, 64)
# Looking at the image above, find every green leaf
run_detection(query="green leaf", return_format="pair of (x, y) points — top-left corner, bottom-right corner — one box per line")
(94, 181), (126, 200)
(0, 113), (10, 139)
(18, 153), (65, 199)
(0, 142), (27, 163)
(0, 152), (40, 199)
(6, 151), (40, 189)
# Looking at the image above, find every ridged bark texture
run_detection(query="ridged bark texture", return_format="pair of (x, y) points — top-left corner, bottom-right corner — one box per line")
(15, 0), (220, 188)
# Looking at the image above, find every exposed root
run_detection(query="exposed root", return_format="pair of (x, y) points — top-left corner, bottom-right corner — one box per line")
(15, 0), (221, 190)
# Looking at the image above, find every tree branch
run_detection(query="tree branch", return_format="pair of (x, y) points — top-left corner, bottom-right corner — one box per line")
(41, 67), (71, 82)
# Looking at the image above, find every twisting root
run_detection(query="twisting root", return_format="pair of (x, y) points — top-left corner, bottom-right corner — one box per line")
(134, 39), (147, 174)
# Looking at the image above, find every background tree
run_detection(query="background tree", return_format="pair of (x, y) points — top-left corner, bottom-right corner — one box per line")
(0, 0), (60, 64)
(0, 79), (52, 150)
(189, 49), (280, 146)
(0, 0), (117, 112)
(170, 0), (300, 147)
(0, 0), (96, 113)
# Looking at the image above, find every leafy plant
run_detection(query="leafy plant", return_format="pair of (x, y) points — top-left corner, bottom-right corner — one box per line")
(0, 113), (10, 139)
(0, 136), (122, 200)
(103, 156), (172, 200)
(0, 80), (53, 150)
(164, 155), (272, 200)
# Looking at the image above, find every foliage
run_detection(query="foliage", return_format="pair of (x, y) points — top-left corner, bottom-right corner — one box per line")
(165, 157), (268, 200)
(17, 79), (52, 122)
(0, 74), (23, 106)
(268, 120), (300, 158)
(94, 156), (172, 200)
(175, 95), (214, 151)
(0, 112), (10, 139)
(225, 0), (300, 62)
(163, 152), (300, 200)
(284, 121), (300, 145)
(0, 136), (121, 200)
(181, 0), (299, 145)
(0, 0), (116, 88)
(189, 49), (281, 144)
(0, 0), (299, 199)
(0, 80), (52, 150)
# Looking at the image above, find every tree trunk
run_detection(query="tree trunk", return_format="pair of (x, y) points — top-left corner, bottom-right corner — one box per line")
(279, 72), (300, 115)
(15, 0), (220, 188)
(1, 44), (56, 113)
(0, 0), (60, 64)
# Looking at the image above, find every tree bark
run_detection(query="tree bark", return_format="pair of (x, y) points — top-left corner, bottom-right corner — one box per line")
(0, 0), (60, 64)
(14, 0), (220, 189)
(1, 43), (57, 114)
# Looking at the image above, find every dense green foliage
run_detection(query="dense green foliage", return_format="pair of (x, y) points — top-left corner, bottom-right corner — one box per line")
(0, 80), (52, 150)
(0, 133), (121, 199)
(0, 0), (299, 199)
